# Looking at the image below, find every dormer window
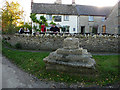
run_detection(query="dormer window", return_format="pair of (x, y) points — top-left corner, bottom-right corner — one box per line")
(89, 16), (94, 22)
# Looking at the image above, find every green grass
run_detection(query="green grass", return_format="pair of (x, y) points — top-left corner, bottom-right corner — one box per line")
(2, 45), (120, 86)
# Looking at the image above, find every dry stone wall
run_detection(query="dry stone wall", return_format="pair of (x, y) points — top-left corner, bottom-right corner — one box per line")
(3, 34), (119, 53)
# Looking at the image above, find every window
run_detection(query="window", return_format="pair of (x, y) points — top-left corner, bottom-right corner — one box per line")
(64, 15), (69, 21)
(73, 28), (75, 31)
(89, 16), (94, 21)
(61, 26), (70, 32)
(102, 17), (105, 21)
(46, 15), (52, 20)
(54, 16), (61, 22)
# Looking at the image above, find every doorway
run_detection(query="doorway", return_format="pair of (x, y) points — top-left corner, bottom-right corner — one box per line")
(92, 26), (98, 34)
(81, 26), (85, 34)
(102, 25), (106, 33)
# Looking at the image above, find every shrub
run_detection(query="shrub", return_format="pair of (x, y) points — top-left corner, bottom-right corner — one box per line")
(15, 43), (22, 49)
(2, 24), (17, 35)
(50, 21), (56, 25)
(2, 40), (12, 48)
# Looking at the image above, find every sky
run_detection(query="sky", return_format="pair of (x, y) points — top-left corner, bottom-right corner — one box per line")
(0, 0), (119, 22)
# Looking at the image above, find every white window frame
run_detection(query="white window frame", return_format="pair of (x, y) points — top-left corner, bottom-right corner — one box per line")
(64, 15), (69, 21)
(46, 15), (52, 21)
(89, 16), (94, 21)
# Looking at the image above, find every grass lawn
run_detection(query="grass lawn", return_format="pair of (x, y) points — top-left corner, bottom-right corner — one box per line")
(2, 45), (120, 86)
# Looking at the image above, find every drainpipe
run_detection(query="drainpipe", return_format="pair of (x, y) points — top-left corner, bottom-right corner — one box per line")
(77, 16), (79, 33)
(77, 15), (80, 33)
(31, 0), (33, 34)
(31, 0), (33, 10)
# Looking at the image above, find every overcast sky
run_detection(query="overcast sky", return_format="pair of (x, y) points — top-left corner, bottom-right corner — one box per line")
(0, 0), (119, 22)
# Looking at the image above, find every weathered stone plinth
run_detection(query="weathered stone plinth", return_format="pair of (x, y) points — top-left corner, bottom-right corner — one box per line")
(43, 37), (96, 74)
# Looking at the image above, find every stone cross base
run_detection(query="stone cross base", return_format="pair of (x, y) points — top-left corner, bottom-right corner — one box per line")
(43, 37), (96, 74)
(44, 61), (96, 75)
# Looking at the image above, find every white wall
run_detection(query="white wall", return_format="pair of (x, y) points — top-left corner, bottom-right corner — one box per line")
(32, 14), (78, 33)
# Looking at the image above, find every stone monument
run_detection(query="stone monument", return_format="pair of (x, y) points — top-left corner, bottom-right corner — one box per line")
(43, 37), (96, 74)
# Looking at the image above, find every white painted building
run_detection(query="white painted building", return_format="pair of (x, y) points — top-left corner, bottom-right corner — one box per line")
(31, 0), (78, 33)
(34, 14), (78, 33)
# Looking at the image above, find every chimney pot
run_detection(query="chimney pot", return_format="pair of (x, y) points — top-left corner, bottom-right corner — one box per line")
(72, 0), (75, 4)
(55, 0), (62, 4)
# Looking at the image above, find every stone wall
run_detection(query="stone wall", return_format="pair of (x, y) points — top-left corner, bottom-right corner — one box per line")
(3, 34), (119, 53)
(78, 15), (105, 33)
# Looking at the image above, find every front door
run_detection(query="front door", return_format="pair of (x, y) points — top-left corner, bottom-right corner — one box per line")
(92, 26), (98, 34)
(81, 26), (85, 34)
(102, 25), (106, 33)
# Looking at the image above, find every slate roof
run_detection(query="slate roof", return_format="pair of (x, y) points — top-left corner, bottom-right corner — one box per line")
(75, 5), (112, 16)
(32, 3), (112, 16)
(32, 3), (78, 15)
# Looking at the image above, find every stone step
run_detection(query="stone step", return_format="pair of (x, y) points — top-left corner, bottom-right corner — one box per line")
(43, 57), (95, 68)
(48, 51), (92, 63)
(56, 48), (83, 55)
(45, 63), (96, 74)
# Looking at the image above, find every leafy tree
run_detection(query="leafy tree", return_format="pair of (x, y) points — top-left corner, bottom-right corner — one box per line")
(40, 16), (48, 26)
(2, 1), (24, 34)
(16, 22), (32, 33)
(50, 16), (56, 25)
(30, 13), (37, 23)
(33, 25), (37, 31)
(50, 21), (56, 25)
(0, 10), (2, 34)
(30, 13), (48, 32)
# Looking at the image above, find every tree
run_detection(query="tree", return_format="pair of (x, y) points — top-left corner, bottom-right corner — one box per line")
(50, 16), (56, 25)
(0, 9), (2, 33)
(2, 1), (24, 34)
(30, 13), (48, 32)
(50, 21), (56, 25)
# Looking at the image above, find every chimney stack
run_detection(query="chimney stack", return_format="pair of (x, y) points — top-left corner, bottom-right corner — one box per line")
(72, 0), (75, 4)
(31, 0), (33, 9)
(54, 0), (62, 4)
